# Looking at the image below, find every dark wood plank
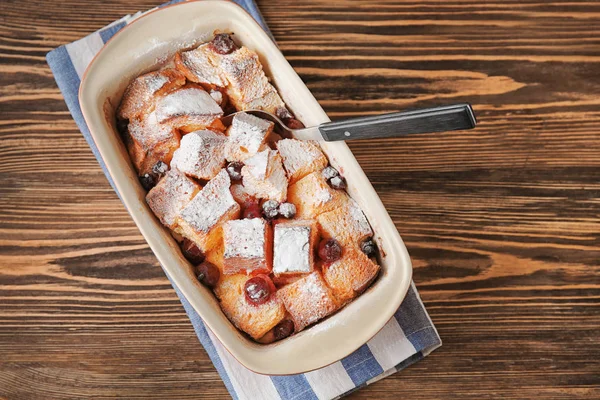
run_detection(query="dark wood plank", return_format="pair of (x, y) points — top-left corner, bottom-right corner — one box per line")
(1, 0), (599, 398)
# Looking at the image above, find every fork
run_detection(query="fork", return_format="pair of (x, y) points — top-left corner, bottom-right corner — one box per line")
(221, 103), (477, 141)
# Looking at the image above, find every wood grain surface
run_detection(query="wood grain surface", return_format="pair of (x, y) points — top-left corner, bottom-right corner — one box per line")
(1, 0), (600, 398)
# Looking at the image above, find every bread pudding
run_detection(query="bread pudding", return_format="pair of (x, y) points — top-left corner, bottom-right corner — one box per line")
(117, 33), (380, 343)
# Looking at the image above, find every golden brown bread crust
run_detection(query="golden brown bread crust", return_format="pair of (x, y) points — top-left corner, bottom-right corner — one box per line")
(287, 171), (348, 219)
(214, 274), (285, 340)
(322, 248), (380, 304)
(124, 112), (181, 175)
(117, 68), (186, 120)
(277, 270), (339, 332)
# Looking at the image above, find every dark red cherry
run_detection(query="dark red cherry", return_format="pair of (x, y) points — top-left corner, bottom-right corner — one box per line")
(182, 238), (205, 265)
(195, 261), (220, 288)
(210, 33), (238, 55)
(318, 238), (342, 263)
(273, 320), (294, 341)
(244, 275), (275, 306)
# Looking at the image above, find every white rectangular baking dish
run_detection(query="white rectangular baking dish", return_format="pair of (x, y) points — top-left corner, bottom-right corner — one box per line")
(79, 0), (412, 375)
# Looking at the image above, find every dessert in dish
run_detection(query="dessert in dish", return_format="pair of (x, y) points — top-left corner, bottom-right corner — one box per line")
(117, 32), (380, 343)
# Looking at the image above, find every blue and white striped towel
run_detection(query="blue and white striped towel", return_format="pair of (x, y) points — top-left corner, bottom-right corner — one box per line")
(46, 1), (442, 398)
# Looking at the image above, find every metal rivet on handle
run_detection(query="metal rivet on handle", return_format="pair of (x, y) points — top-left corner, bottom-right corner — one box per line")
(344, 131), (351, 137)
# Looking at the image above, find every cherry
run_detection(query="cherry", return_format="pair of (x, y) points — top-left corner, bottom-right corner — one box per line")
(182, 238), (205, 265)
(210, 33), (238, 55)
(195, 261), (220, 288)
(244, 275), (275, 306)
(243, 200), (262, 219)
(283, 118), (305, 130)
(226, 161), (243, 181)
(262, 200), (280, 219)
(318, 238), (342, 263)
(273, 320), (294, 341)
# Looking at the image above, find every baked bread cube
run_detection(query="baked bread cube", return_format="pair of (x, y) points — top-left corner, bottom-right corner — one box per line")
(117, 68), (186, 120)
(175, 169), (240, 252)
(224, 112), (274, 162)
(246, 91), (292, 120)
(277, 270), (339, 331)
(205, 239), (225, 272)
(230, 183), (254, 205)
(155, 85), (224, 133)
(317, 198), (373, 248)
(171, 130), (226, 180)
(276, 139), (328, 183)
(214, 274), (286, 340)
(272, 274), (303, 287)
(146, 170), (201, 229)
(174, 45), (227, 88)
(322, 248), (380, 304)
(287, 171), (348, 218)
(208, 46), (291, 118)
(242, 150), (288, 202)
(223, 218), (272, 275)
(273, 220), (318, 277)
(124, 111), (181, 175)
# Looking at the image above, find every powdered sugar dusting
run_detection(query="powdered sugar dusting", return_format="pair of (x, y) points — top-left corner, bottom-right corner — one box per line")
(179, 169), (237, 233)
(214, 274), (285, 339)
(223, 219), (267, 260)
(347, 198), (373, 238)
(242, 150), (288, 202)
(128, 111), (176, 150)
(225, 112), (273, 162)
(155, 87), (223, 122)
(244, 149), (269, 179)
(277, 139), (326, 181)
(314, 186), (333, 205)
(273, 223), (313, 274)
(277, 271), (338, 331)
(179, 44), (227, 86)
(146, 74), (169, 93)
(171, 130), (226, 180)
(216, 47), (272, 102)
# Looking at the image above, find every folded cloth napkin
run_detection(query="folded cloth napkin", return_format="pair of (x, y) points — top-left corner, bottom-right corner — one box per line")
(46, 1), (442, 398)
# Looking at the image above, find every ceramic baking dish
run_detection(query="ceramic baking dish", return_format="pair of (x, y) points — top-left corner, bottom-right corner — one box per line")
(79, 0), (412, 375)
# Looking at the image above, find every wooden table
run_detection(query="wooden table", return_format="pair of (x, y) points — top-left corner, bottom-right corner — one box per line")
(1, 0), (599, 398)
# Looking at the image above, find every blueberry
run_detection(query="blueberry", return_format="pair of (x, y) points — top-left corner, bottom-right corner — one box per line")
(361, 239), (377, 257)
(262, 200), (280, 219)
(321, 166), (339, 180)
(139, 173), (157, 191)
(278, 203), (296, 219)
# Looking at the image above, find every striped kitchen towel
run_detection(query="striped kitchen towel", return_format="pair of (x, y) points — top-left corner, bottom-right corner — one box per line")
(46, 1), (441, 399)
